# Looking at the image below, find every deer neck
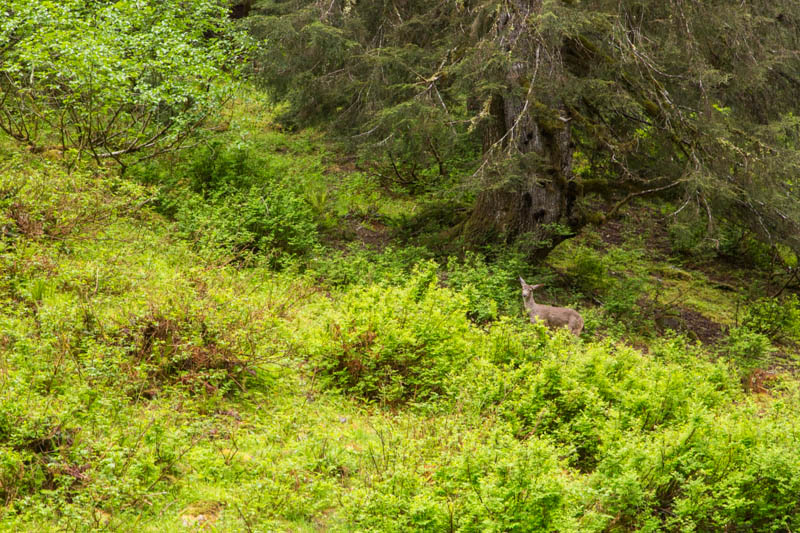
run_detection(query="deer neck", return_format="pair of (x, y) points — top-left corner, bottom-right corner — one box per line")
(523, 294), (538, 314)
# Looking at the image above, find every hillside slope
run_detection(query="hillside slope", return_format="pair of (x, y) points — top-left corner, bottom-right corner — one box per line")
(2, 100), (800, 532)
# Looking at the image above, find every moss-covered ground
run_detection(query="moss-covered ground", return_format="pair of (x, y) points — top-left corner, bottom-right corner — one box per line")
(2, 95), (800, 531)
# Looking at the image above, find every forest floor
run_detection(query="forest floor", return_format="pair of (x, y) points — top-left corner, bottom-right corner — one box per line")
(2, 94), (799, 532)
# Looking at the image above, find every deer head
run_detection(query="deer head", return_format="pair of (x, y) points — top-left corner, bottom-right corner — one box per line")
(519, 277), (543, 302)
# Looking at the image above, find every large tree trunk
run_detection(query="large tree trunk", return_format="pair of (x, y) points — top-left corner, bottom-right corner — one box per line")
(465, 100), (581, 258)
(463, 0), (583, 259)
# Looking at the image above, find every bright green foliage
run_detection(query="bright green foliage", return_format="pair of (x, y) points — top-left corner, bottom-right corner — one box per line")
(302, 263), (475, 406)
(443, 251), (530, 323)
(0, 150), (288, 527)
(480, 317), (551, 366)
(174, 183), (318, 264)
(584, 406), (800, 531)
(567, 244), (651, 326)
(4, 82), (800, 532)
(724, 326), (775, 373)
(308, 243), (434, 287)
(461, 337), (737, 468)
(0, 151), (799, 530)
(335, 429), (570, 532)
(0, 0), (245, 165)
(742, 295), (800, 342)
(145, 140), (319, 264)
(451, 434), (566, 532)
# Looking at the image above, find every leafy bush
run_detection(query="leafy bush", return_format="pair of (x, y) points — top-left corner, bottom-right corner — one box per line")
(567, 245), (650, 325)
(303, 263), (475, 406)
(668, 212), (777, 268)
(449, 331), (800, 531)
(391, 199), (471, 242)
(458, 337), (737, 472)
(309, 248), (528, 323)
(480, 317), (550, 366)
(444, 252), (527, 323)
(571, 245), (607, 292)
(174, 184), (318, 263)
(307, 244), (434, 288)
(667, 214), (710, 257)
(144, 141), (320, 264)
(741, 295), (800, 342)
(181, 140), (277, 194)
(338, 431), (571, 532)
(724, 326), (775, 371)
(587, 409), (800, 531)
(118, 306), (259, 397)
(0, 155), (150, 244)
(604, 275), (649, 321)
(716, 226), (775, 268)
(452, 435), (568, 532)
(0, 0), (245, 164)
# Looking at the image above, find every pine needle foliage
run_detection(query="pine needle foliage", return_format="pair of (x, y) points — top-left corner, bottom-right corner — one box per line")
(249, 0), (800, 256)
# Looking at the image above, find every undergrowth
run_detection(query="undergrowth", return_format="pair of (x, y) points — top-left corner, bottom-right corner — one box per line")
(2, 98), (800, 531)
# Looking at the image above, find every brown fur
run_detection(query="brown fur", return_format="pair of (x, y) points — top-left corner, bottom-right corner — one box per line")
(520, 277), (583, 337)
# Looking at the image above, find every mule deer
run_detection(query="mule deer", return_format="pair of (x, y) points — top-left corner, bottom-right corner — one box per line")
(520, 277), (583, 337)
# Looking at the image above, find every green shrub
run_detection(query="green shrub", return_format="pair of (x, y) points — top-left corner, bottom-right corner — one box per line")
(444, 251), (527, 323)
(335, 430), (571, 533)
(571, 245), (607, 292)
(137, 141), (320, 264)
(724, 326), (775, 371)
(603, 274), (648, 320)
(182, 141), (274, 194)
(303, 263), (475, 406)
(668, 212), (777, 268)
(307, 244), (434, 288)
(174, 183), (318, 263)
(481, 317), (550, 366)
(0, 413), (84, 505)
(0, 156), (150, 244)
(576, 306), (604, 337)
(461, 338), (737, 471)
(0, 0), (243, 163)
(649, 331), (708, 365)
(391, 198), (470, 241)
(587, 409), (800, 531)
(741, 295), (800, 342)
(668, 215), (709, 256)
(567, 245), (650, 326)
(116, 305), (260, 397)
(446, 434), (569, 532)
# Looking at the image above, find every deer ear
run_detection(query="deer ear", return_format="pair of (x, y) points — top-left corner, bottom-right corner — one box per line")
(529, 283), (544, 290)
(519, 276), (527, 286)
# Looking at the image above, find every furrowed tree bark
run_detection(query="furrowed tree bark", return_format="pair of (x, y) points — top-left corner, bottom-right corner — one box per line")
(251, 0), (800, 261)
(464, 0), (582, 259)
(465, 106), (581, 259)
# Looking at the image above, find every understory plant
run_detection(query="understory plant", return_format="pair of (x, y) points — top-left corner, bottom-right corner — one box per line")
(303, 263), (475, 406)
